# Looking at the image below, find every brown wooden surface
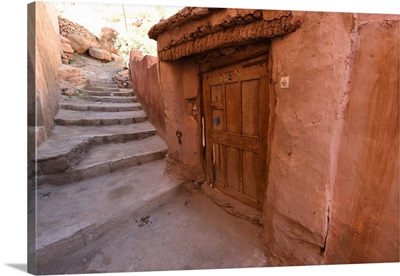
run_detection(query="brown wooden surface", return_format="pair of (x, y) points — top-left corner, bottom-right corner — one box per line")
(202, 55), (269, 210)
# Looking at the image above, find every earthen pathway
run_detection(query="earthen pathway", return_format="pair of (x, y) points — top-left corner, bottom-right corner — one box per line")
(33, 54), (268, 274)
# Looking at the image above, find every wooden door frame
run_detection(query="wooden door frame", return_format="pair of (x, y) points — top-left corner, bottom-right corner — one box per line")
(200, 52), (270, 210)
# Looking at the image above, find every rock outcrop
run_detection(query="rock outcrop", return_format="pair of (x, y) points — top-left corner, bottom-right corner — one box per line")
(58, 17), (122, 63)
(58, 17), (100, 47)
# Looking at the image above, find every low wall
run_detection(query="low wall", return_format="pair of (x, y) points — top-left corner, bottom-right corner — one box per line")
(129, 50), (166, 140)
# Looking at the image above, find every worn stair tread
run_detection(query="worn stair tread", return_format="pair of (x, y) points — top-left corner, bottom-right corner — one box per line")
(60, 102), (141, 112)
(36, 159), (182, 256)
(55, 109), (147, 126)
(85, 95), (137, 103)
(37, 135), (168, 185)
(73, 135), (167, 170)
(37, 122), (156, 161)
(83, 87), (120, 92)
(86, 79), (117, 88)
(83, 91), (135, 97)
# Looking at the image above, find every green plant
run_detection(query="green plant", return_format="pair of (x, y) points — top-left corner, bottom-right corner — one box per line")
(115, 31), (157, 64)
(76, 89), (89, 97)
(114, 6), (179, 65)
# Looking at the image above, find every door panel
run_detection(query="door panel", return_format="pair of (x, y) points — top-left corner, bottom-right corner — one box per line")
(203, 55), (269, 210)
(226, 146), (241, 192)
(242, 79), (260, 136)
(242, 151), (258, 199)
(226, 82), (242, 134)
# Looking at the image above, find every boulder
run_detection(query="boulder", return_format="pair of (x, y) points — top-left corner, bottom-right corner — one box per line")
(61, 42), (74, 53)
(59, 17), (101, 48)
(66, 34), (91, 54)
(89, 47), (112, 62)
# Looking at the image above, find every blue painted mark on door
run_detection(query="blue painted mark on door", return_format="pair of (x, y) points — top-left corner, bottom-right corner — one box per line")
(214, 115), (221, 126)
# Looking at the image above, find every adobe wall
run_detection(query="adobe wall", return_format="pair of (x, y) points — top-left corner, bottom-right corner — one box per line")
(158, 59), (204, 180)
(150, 8), (399, 265)
(28, 1), (62, 152)
(129, 50), (166, 140)
(264, 11), (399, 265)
(264, 11), (356, 265)
(324, 16), (399, 264)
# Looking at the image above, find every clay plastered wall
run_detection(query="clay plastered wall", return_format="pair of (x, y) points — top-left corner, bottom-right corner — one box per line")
(129, 50), (166, 140)
(265, 11), (399, 266)
(324, 16), (399, 264)
(28, 2), (62, 146)
(159, 59), (203, 181)
(264, 11), (356, 265)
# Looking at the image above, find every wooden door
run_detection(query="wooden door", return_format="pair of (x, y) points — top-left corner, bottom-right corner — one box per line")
(202, 56), (269, 210)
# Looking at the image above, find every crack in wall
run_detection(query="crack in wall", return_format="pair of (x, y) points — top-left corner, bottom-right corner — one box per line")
(321, 14), (359, 257)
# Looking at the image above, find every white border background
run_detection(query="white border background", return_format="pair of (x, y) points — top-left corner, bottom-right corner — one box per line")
(0, 0), (398, 275)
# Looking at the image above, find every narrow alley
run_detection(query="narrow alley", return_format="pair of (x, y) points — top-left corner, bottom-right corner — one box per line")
(33, 54), (267, 274)
(27, 2), (399, 275)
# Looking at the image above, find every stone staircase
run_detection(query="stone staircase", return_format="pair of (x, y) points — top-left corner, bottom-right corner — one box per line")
(36, 78), (167, 186)
(35, 70), (181, 268)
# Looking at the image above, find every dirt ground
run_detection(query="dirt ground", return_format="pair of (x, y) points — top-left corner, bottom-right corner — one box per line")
(38, 183), (268, 274)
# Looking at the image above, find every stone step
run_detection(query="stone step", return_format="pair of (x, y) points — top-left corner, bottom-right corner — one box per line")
(85, 95), (137, 103)
(37, 122), (157, 175)
(83, 85), (119, 92)
(88, 80), (119, 88)
(60, 102), (141, 112)
(54, 109), (147, 126)
(36, 159), (184, 268)
(38, 135), (168, 186)
(83, 90), (135, 97)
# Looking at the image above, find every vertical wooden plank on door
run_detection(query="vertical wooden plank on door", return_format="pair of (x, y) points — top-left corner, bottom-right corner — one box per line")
(242, 78), (260, 201)
(203, 76), (213, 185)
(242, 79), (260, 136)
(225, 81), (242, 192)
(242, 150), (258, 199)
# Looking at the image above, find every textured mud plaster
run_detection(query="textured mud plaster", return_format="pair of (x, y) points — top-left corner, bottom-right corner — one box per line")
(263, 11), (356, 265)
(149, 8), (301, 183)
(28, 2), (62, 145)
(150, 8), (300, 61)
(159, 59), (203, 181)
(129, 50), (166, 140)
(324, 17), (399, 264)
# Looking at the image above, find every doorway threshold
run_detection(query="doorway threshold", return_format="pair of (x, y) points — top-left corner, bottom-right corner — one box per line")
(201, 183), (262, 226)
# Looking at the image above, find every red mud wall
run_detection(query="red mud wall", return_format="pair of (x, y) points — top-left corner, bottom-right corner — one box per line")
(264, 11), (356, 265)
(149, 8), (399, 265)
(264, 11), (399, 266)
(324, 15), (399, 264)
(129, 50), (166, 140)
(28, 2), (62, 149)
(158, 59), (204, 181)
